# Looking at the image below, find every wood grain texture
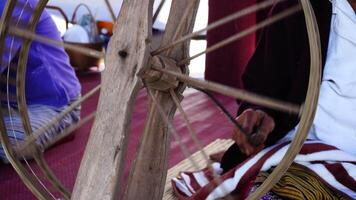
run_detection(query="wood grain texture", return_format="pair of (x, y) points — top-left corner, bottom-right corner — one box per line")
(71, 0), (154, 199)
(124, 90), (178, 200)
(123, 1), (200, 199)
(159, 0), (200, 61)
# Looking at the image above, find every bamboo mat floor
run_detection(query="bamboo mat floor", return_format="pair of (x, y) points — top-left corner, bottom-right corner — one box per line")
(0, 73), (237, 199)
(163, 139), (234, 200)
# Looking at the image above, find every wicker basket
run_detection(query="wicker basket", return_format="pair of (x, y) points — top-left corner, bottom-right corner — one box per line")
(46, 4), (104, 71)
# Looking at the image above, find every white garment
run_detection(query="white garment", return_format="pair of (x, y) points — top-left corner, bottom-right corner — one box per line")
(284, 0), (356, 155)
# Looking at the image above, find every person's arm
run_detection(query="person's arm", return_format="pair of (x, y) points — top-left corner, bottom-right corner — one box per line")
(0, 0), (33, 72)
(234, 0), (333, 155)
(232, 0), (311, 154)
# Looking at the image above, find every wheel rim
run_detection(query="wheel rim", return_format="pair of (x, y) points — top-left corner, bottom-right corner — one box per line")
(0, 0), (321, 199)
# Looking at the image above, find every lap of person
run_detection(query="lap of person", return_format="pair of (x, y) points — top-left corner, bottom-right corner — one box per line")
(0, 103), (80, 163)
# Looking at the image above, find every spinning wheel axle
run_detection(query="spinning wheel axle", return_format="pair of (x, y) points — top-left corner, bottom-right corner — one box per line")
(142, 55), (181, 91)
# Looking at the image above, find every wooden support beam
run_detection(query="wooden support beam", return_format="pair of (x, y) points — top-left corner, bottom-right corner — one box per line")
(152, 66), (301, 115)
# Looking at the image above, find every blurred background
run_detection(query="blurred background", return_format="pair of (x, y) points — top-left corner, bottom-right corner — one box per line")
(47, 0), (208, 78)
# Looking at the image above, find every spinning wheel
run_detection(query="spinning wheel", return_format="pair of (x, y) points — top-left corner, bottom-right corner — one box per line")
(0, 0), (321, 199)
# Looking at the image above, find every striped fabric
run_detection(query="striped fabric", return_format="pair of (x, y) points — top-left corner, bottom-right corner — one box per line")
(172, 140), (356, 200)
(255, 164), (348, 200)
(0, 103), (80, 163)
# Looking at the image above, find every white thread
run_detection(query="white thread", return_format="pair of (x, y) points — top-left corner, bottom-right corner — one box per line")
(5, 1), (56, 199)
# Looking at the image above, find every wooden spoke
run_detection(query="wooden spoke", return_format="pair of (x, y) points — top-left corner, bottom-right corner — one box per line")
(15, 112), (96, 157)
(0, 1), (17, 59)
(158, 0), (200, 61)
(72, 1), (154, 199)
(193, 88), (264, 145)
(153, 0), (286, 55)
(169, 89), (233, 195)
(152, 66), (301, 115)
(0, 1), (58, 199)
(153, 0), (166, 25)
(247, 0), (322, 198)
(0, 0), (322, 199)
(0, 110), (53, 200)
(147, 88), (202, 171)
(104, 0), (116, 21)
(2, 1), (101, 198)
(16, 0), (71, 199)
(9, 27), (105, 59)
(122, 2), (202, 200)
(179, 4), (302, 65)
(163, 0), (197, 56)
(146, 87), (234, 199)
(45, 112), (96, 149)
(120, 2), (202, 200)
(149, 89), (237, 196)
(169, 89), (210, 162)
(125, 87), (201, 200)
(16, 85), (100, 154)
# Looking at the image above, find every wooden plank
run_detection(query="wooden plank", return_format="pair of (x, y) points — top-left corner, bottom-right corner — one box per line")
(71, 0), (154, 199)
(123, 1), (200, 200)
(124, 91), (178, 200)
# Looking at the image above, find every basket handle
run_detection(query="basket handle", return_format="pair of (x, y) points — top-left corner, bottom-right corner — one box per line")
(45, 5), (69, 29)
(71, 3), (96, 23)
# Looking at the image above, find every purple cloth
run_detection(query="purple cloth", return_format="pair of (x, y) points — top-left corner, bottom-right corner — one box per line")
(0, 0), (81, 108)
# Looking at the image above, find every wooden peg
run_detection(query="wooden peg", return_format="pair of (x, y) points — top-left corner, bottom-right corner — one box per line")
(142, 55), (181, 91)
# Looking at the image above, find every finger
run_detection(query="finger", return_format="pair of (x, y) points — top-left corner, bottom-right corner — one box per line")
(244, 110), (260, 134)
(232, 128), (246, 146)
(248, 132), (266, 146)
(233, 128), (253, 155)
(237, 109), (258, 133)
(260, 114), (275, 133)
(241, 141), (261, 156)
(235, 109), (251, 129)
(245, 111), (272, 146)
(254, 111), (275, 138)
(234, 109), (265, 155)
(233, 128), (257, 156)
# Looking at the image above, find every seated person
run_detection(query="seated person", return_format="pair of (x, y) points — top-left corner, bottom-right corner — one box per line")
(222, 0), (356, 171)
(0, 0), (81, 163)
(173, 0), (356, 199)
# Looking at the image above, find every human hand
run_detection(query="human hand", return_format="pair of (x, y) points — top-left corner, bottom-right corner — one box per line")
(232, 109), (275, 156)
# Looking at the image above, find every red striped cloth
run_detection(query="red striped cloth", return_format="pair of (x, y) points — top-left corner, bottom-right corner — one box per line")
(172, 140), (356, 200)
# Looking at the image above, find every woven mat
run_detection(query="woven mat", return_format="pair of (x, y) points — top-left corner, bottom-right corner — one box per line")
(163, 139), (234, 200)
